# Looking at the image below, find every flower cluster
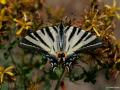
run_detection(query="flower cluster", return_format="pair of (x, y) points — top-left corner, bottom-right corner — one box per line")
(0, 66), (15, 84)
(81, 0), (120, 81)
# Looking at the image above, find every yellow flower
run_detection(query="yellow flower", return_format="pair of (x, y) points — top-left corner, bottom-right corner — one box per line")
(115, 58), (120, 64)
(0, 66), (15, 83)
(0, 8), (8, 29)
(14, 12), (32, 36)
(84, 10), (102, 36)
(0, 0), (7, 5)
(105, 0), (120, 19)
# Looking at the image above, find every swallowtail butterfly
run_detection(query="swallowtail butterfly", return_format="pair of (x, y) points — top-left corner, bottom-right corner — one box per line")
(19, 23), (102, 71)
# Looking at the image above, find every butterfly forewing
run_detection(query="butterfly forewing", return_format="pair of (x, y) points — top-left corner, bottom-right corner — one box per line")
(20, 26), (59, 55)
(64, 26), (102, 55)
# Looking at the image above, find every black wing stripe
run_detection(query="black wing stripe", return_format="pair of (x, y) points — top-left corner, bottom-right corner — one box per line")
(79, 31), (89, 41)
(24, 34), (50, 51)
(73, 31), (88, 47)
(28, 33), (37, 40)
(52, 26), (58, 33)
(36, 30), (52, 47)
(66, 26), (74, 39)
(83, 38), (100, 48)
(76, 42), (102, 52)
(53, 46), (55, 51)
(45, 27), (55, 42)
(83, 35), (97, 45)
(64, 26), (74, 51)
(68, 27), (77, 41)
(34, 32), (50, 48)
(48, 27), (59, 52)
(67, 45), (70, 52)
(74, 35), (100, 51)
(65, 27), (84, 53)
(84, 33), (93, 41)
(58, 23), (64, 40)
(84, 42), (102, 49)
(68, 28), (80, 47)
(20, 38), (40, 49)
(22, 38), (38, 47)
(41, 28), (45, 35)
(64, 26), (71, 33)
(48, 27), (58, 40)
(77, 28), (82, 35)
(75, 42), (102, 54)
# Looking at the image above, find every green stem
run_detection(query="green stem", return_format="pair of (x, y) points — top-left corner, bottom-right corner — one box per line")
(54, 69), (66, 90)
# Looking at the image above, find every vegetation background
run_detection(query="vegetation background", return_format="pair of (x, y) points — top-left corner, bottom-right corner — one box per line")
(0, 0), (120, 90)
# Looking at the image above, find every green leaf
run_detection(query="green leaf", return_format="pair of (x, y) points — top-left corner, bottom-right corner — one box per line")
(34, 61), (41, 69)
(22, 66), (32, 75)
(0, 44), (5, 49)
(26, 70), (33, 81)
(40, 55), (47, 64)
(54, 67), (63, 78)
(82, 68), (97, 84)
(49, 71), (59, 80)
(0, 83), (8, 90)
(8, 40), (18, 51)
(69, 71), (84, 81)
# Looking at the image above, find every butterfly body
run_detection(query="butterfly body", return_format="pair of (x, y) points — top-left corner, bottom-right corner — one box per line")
(20, 23), (102, 71)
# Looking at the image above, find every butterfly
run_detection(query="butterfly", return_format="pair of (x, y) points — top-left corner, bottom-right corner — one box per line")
(19, 23), (102, 71)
